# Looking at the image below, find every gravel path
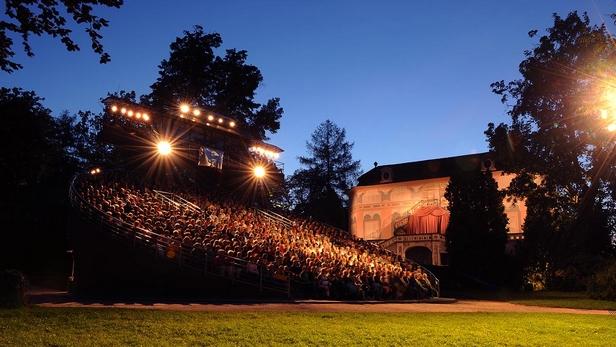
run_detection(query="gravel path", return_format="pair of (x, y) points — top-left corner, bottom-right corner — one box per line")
(32, 296), (610, 315)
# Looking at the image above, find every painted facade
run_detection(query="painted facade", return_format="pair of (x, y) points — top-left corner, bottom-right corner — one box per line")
(349, 156), (527, 266)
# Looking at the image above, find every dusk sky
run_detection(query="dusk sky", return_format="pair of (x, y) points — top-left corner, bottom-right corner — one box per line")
(2, 0), (616, 174)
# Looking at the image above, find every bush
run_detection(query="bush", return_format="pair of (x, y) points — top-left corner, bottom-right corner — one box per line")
(587, 259), (616, 300)
(0, 269), (28, 308)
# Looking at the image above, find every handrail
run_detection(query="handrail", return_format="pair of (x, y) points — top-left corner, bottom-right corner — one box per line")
(392, 199), (442, 232)
(153, 190), (202, 213)
(255, 208), (294, 228)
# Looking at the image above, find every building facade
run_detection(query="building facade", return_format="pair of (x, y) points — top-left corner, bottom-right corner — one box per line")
(349, 153), (526, 266)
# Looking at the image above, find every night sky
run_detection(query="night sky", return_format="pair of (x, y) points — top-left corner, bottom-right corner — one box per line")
(2, 0), (615, 174)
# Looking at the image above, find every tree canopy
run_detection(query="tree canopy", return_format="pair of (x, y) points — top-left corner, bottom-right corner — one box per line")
(444, 169), (509, 283)
(289, 120), (361, 227)
(0, 0), (123, 73)
(485, 11), (615, 288)
(144, 26), (283, 140)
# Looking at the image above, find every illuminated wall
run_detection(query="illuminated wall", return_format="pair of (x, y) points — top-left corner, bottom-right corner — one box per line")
(349, 171), (527, 240)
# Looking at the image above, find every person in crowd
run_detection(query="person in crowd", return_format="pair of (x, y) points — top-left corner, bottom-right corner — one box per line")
(77, 176), (437, 300)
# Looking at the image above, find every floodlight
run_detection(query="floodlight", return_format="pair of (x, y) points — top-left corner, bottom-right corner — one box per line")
(157, 141), (173, 156)
(253, 165), (266, 178)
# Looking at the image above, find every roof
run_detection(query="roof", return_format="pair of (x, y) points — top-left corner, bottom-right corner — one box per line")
(357, 152), (497, 186)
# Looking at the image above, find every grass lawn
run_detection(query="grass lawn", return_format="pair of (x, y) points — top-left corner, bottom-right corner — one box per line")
(507, 291), (616, 311)
(1, 308), (615, 346)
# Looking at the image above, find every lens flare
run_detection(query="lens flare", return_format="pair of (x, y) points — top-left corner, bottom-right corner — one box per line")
(253, 165), (266, 178)
(157, 141), (172, 156)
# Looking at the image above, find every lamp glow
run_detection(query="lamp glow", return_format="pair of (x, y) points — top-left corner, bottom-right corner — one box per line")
(180, 104), (190, 113)
(193, 109), (201, 116)
(143, 113), (150, 121)
(253, 165), (266, 178)
(120, 107), (127, 114)
(157, 141), (173, 156)
(218, 118), (223, 123)
(208, 115), (214, 121)
(127, 110), (134, 117)
(229, 121), (236, 127)
(111, 105), (118, 112)
(608, 123), (616, 132)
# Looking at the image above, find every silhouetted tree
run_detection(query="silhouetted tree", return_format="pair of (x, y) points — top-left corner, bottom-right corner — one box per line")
(445, 170), (509, 283)
(144, 26), (283, 140)
(486, 11), (616, 288)
(0, 0), (124, 73)
(0, 88), (78, 273)
(289, 120), (361, 228)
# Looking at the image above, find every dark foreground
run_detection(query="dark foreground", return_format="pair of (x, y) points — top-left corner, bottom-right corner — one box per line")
(1, 307), (615, 346)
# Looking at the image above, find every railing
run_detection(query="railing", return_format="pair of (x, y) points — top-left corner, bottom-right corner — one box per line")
(69, 175), (290, 296)
(256, 208), (294, 228)
(392, 199), (442, 232)
(153, 190), (202, 213)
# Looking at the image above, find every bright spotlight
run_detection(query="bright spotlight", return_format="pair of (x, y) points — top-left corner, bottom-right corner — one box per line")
(229, 121), (236, 127)
(143, 113), (150, 121)
(157, 141), (173, 156)
(253, 165), (266, 178)
(120, 107), (127, 114)
(136, 112), (142, 119)
(208, 115), (214, 121)
(193, 109), (201, 116)
(127, 110), (134, 117)
(608, 123), (616, 132)
(111, 105), (118, 112)
(180, 104), (190, 113)
(218, 118), (224, 123)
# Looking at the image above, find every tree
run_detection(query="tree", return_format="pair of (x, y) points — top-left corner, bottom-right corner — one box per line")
(0, 0), (123, 73)
(485, 11), (616, 288)
(288, 120), (361, 228)
(444, 170), (509, 283)
(144, 26), (283, 140)
(0, 87), (78, 272)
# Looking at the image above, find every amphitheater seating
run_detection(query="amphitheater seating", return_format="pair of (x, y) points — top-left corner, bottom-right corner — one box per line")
(72, 175), (439, 299)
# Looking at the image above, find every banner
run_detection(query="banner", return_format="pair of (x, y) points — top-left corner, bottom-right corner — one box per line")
(198, 146), (224, 170)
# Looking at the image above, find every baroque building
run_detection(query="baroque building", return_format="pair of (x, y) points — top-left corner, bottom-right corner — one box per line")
(349, 153), (526, 266)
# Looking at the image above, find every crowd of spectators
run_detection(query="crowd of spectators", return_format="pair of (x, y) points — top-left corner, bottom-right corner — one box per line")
(77, 177), (438, 300)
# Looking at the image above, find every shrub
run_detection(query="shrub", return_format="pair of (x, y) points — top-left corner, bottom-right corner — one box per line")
(587, 259), (616, 300)
(0, 269), (28, 308)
